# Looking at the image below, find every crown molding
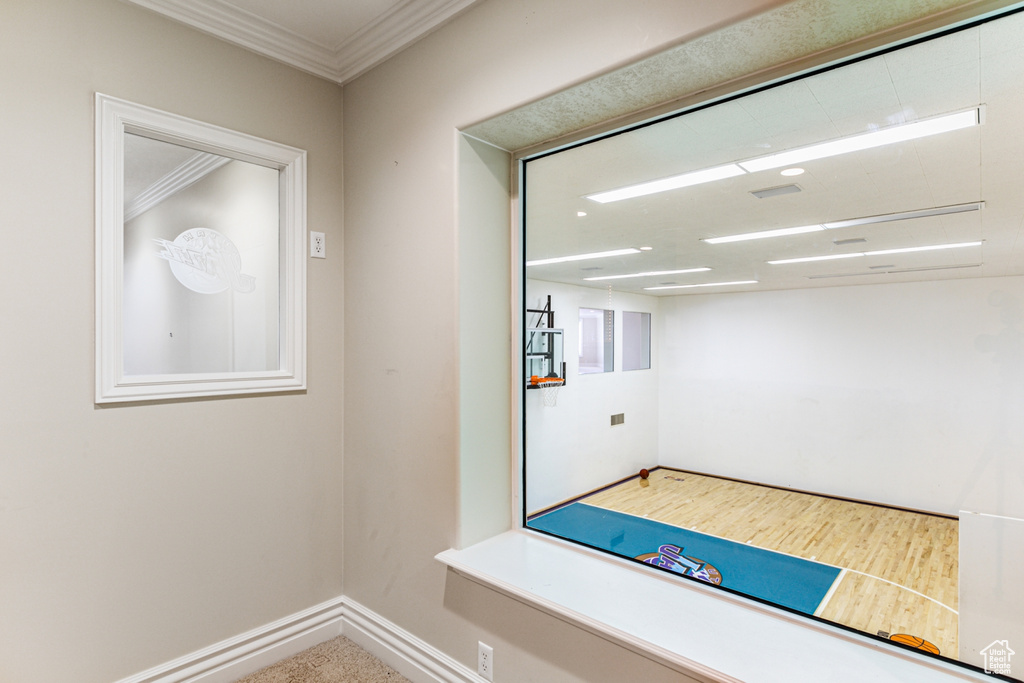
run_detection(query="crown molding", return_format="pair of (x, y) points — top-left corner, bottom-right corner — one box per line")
(126, 0), (481, 84)
(126, 0), (340, 81)
(331, 0), (480, 83)
(124, 151), (229, 223)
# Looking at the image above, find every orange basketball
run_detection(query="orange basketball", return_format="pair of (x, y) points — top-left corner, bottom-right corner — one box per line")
(889, 634), (940, 655)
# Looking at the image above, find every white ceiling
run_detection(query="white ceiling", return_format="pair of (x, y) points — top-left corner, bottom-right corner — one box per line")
(127, 0), (484, 83)
(525, 11), (1024, 296)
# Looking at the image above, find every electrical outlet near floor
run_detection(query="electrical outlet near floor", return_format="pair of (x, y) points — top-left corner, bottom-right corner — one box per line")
(310, 231), (326, 258)
(477, 641), (493, 681)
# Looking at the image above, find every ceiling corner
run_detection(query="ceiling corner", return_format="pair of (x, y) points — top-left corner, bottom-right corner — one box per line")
(126, 0), (483, 85)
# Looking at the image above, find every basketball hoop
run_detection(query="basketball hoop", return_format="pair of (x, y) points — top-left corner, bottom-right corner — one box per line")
(536, 378), (564, 407)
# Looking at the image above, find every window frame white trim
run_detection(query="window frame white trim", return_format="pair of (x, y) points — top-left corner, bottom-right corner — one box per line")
(95, 93), (307, 403)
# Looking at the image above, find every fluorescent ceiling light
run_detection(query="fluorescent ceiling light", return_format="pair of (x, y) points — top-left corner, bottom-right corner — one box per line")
(586, 164), (745, 203)
(584, 109), (979, 204)
(703, 224), (824, 244)
(806, 263), (982, 279)
(526, 248), (641, 267)
(703, 201), (983, 246)
(739, 109), (979, 173)
(767, 241), (982, 265)
(823, 201), (984, 229)
(767, 252), (864, 265)
(865, 241), (983, 256)
(584, 267), (711, 281)
(644, 280), (758, 291)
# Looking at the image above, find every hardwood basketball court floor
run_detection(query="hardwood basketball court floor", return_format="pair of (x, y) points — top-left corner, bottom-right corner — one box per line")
(546, 468), (958, 657)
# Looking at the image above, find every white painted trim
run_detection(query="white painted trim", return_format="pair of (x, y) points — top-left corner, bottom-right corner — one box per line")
(437, 530), (995, 682)
(342, 598), (485, 683)
(331, 0), (481, 84)
(125, 0), (482, 84)
(114, 596), (483, 683)
(95, 93), (307, 403)
(125, 0), (340, 81)
(124, 152), (230, 223)
(113, 596), (344, 683)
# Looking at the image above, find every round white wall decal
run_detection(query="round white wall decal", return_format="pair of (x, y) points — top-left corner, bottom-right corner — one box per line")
(154, 228), (256, 294)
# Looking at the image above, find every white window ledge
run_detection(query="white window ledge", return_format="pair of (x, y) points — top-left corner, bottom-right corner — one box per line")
(437, 530), (989, 682)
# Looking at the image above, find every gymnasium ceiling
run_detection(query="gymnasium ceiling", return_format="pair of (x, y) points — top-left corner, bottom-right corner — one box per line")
(525, 11), (1024, 296)
(125, 0), (483, 83)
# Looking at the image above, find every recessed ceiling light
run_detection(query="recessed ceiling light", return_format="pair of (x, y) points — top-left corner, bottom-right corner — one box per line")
(577, 211), (587, 217)
(644, 280), (758, 291)
(584, 267), (711, 281)
(781, 168), (805, 176)
(739, 108), (980, 173)
(526, 248), (641, 267)
(639, 246), (653, 251)
(704, 224), (823, 244)
(586, 164), (746, 203)
(767, 241), (983, 265)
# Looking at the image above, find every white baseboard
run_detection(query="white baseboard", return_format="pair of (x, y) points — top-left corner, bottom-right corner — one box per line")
(115, 595), (483, 683)
(341, 597), (485, 683)
(115, 596), (344, 683)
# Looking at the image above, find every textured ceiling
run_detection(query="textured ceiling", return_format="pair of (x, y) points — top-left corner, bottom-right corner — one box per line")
(466, 0), (1020, 152)
(523, 9), (1024, 296)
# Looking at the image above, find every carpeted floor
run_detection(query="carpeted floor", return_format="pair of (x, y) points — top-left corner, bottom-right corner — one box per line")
(234, 636), (412, 682)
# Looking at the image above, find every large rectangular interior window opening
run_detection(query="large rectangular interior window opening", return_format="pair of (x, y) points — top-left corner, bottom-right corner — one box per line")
(578, 307), (613, 374)
(622, 311), (651, 371)
(522, 9), (1024, 675)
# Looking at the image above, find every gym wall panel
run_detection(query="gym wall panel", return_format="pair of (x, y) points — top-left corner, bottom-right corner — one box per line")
(657, 275), (1024, 518)
(524, 280), (660, 513)
(959, 511), (1024, 672)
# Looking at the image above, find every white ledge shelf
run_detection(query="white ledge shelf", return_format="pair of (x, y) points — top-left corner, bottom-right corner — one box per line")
(437, 530), (990, 682)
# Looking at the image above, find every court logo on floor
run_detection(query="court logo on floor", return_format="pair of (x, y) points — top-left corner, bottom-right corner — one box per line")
(635, 543), (723, 584)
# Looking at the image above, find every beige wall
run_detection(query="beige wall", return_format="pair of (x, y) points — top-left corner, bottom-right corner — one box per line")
(344, 0), (1021, 679)
(3, 0), (1019, 681)
(342, 0), (794, 679)
(0, 1), (344, 681)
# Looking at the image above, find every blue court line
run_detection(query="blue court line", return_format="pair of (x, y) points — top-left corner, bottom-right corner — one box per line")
(527, 502), (841, 615)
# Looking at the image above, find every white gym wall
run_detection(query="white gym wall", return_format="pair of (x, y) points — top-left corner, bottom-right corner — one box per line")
(524, 279), (660, 513)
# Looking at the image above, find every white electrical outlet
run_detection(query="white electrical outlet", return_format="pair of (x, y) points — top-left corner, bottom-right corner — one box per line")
(477, 641), (493, 681)
(310, 231), (326, 258)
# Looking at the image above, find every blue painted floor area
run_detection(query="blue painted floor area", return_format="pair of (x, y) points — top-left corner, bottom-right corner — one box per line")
(528, 502), (841, 615)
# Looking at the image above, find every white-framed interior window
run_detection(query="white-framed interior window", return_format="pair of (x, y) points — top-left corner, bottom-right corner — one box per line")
(520, 8), (1024, 674)
(96, 94), (307, 403)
